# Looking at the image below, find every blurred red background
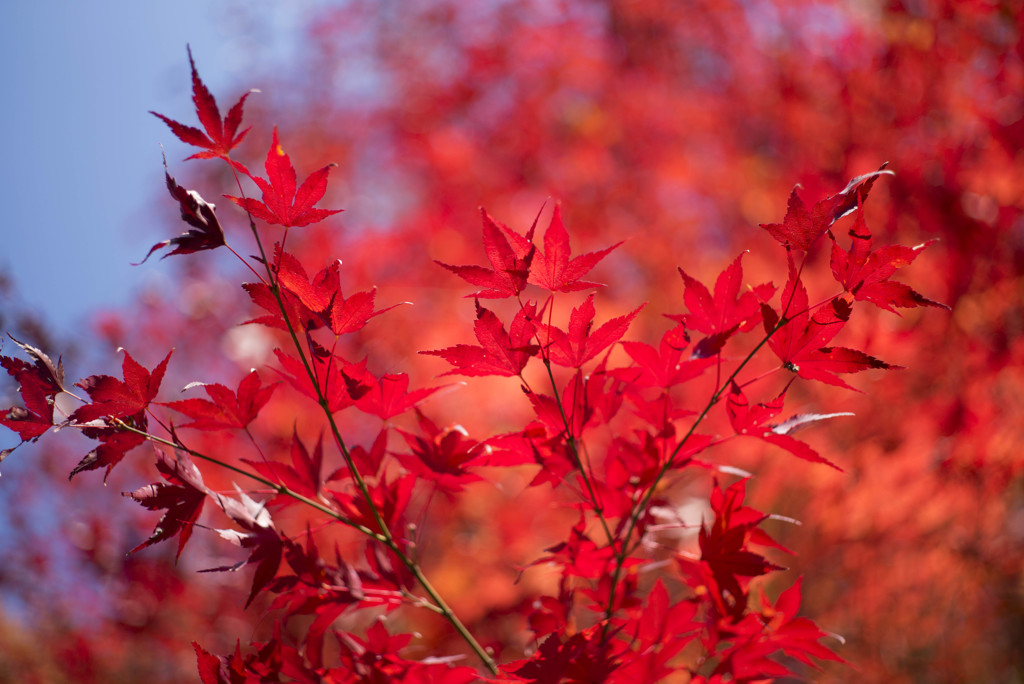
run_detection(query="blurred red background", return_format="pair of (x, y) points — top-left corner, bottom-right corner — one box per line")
(1, 1), (1022, 681)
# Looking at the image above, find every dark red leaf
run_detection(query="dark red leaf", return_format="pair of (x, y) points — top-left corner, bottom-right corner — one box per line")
(759, 187), (819, 252)
(0, 336), (66, 446)
(691, 479), (785, 619)
(150, 46), (253, 161)
(123, 450), (208, 560)
(69, 428), (147, 481)
(825, 164), (893, 224)
(139, 156), (226, 264)
(204, 487), (284, 607)
(506, 623), (625, 683)
(71, 349), (172, 423)
(243, 430), (324, 505)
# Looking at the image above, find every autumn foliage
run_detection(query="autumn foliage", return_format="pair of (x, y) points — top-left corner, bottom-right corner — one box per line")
(2, 1), (1023, 682)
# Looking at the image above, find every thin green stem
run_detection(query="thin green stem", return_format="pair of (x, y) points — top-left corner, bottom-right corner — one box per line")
(541, 359), (616, 550)
(601, 251), (811, 634)
(526, 292), (615, 549)
(113, 420), (376, 538)
(601, 315), (787, 633)
(225, 242), (266, 283)
(230, 168), (392, 540)
(227, 175), (498, 674)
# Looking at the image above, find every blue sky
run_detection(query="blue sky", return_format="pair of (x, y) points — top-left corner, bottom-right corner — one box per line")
(0, 2), (308, 337)
(0, 0), (322, 618)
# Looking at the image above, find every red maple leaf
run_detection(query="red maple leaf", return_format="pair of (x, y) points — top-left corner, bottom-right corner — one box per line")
(272, 347), (369, 414)
(0, 388), (54, 444)
(328, 288), (389, 335)
(275, 249), (336, 312)
(505, 623), (626, 683)
(529, 204), (621, 292)
(332, 622), (481, 683)
(70, 428), (148, 481)
(422, 300), (540, 377)
(713, 577), (845, 680)
(699, 520), (781, 604)
(760, 188), (825, 253)
(618, 323), (716, 388)
(354, 372), (441, 421)
(436, 207), (537, 298)
(613, 581), (699, 682)
(394, 409), (484, 491)
(535, 516), (617, 579)
(64, 349), (171, 480)
(830, 204), (948, 313)
(523, 429), (578, 488)
(726, 383), (846, 470)
(760, 165), (893, 252)
(203, 486), (284, 608)
(274, 251), (397, 335)
(150, 46), (253, 161)
(604, 433), (670, 499)
(688, 479), (785, 620)
(192, 641), (260, 684)
(762, 269), (897, 390)
(0, 336), (66, 454)
(753, 577), (845, 669)
(226, 127), (343, 228)
(192, 642), (232, 684)
(243, 430), (325, 506)
(242, 280), (304, 332)
(196, 625), (327, 683)
(139, 155), (226, 263)
(326, 429), (387, 482)
(70, 349), (172, 423)
(527, 595), (569, 639)
(123, 450), (208, 560)
(333, 474), (415, 537)
(631, 580), (700, 649)
(526, 370), (596, 440)
(537, 294), (644, 368)
(265, 542), (376, 671)
(162, 370), (277, 431)
(673, 253), (775, 357)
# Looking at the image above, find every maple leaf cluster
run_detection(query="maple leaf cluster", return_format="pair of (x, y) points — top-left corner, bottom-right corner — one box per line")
(0, 46), (948, 683)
